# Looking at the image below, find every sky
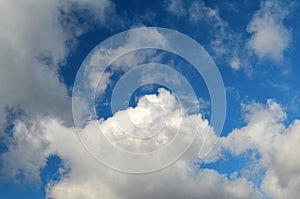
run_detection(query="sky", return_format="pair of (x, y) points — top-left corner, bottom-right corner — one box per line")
(0, 0), (300, 198)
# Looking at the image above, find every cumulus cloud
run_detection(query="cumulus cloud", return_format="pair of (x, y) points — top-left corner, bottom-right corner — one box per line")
(0, 0), (69, 130)
(48, 166), (260, 199)
(246, 0), (294, 61)
(0, 0), (113, 184)
(1, 89), (260, 199)
(7, 88), (300, 199)
(0, 0), (113, 136)
(218, 100), (300, 199)
(1, 1), (300, 199)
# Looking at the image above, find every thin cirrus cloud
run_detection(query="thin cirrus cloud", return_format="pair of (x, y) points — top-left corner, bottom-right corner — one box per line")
(165, 0), (243, 70)
(0, 0), (299, 199)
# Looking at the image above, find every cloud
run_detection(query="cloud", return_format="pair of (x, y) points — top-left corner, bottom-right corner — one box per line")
(188, 1), (238, 59)
(0, 0), (113, 135)
(1, 1), (299, 199)
(48, 167), (260, 199)
(0, 0), (69, 131)
(0, 0), (113, 185)
(229, 56), (241, 70)
(81, 27), (169, 97)
(164, 0), (244, 70)
(218, 99), (300, 199)
(246, 0), (293, 61)
(1, 89), (260, 199)
(8, 94), (300, 199)
(0, 118), (53, 185)
(164, 0), (185, 17)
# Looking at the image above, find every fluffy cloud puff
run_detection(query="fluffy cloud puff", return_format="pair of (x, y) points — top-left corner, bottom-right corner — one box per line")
(246, 0), (293, 61)
(0, 0), (113, 133)
(1, 89), (261, 199)
(219, 100), (300, 199)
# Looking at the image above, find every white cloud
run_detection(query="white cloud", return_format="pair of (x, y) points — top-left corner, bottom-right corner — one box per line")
(1, 1), (299, 199)
(0, 0), (70, 130)
(0, 0), (113, 133)
(82, 27), (169, 97)
(48, 166), (260, 199)
(219, 99), (300, 199)
(1, 89), (260, 199)
(188, 1), (230, 55)
(0, 119), (53, 185)
(261, 120), (300, 198)
(246, 0), (293, 61)
(229, 56), (241, 70)
(10, 92), (300, 199)
(164, 0), (185, 17)
(0, 0), (113, 185)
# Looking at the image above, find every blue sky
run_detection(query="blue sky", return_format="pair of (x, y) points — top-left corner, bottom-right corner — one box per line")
(1, 0), (300, 199)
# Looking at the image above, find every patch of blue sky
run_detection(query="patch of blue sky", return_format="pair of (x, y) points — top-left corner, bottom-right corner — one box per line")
(0, 184), (44, 199)
(200, 149), (261, 176)
(40, 155), (68, 187)
(0, 108), (26, 154)
(0, 156), (64, 199)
